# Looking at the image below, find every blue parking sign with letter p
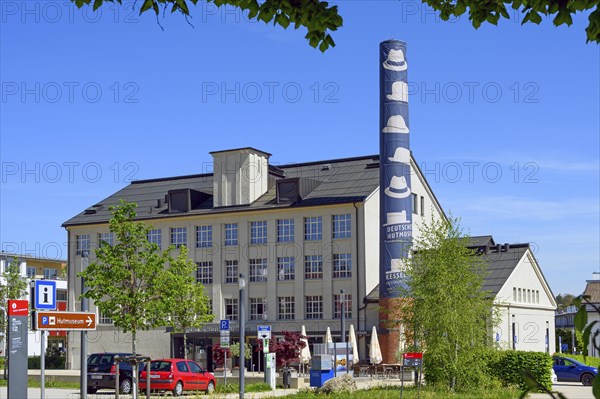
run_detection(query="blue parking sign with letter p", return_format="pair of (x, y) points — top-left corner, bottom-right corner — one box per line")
(41, 316), (49, 325)
(220, 319), (229, 331)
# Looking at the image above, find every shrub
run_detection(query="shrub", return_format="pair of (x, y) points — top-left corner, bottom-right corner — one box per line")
(487, 350), (552, 391)
(215, 382), (238, 394)
(246, 382), (273, 392)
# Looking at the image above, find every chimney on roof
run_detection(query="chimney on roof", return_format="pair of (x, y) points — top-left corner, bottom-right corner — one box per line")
(210, 148), (271, 207)
(496, 244), (502, 253)
(504, 243), (510, 252)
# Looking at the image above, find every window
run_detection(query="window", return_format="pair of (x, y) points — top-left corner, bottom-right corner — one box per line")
(305, 296), (323, 319)
(76, 234), (90, 256)
(188, 362), (202, 373)
(98, 232), (114, 246)
(225, 298), (238, 321)
(420, 196), (425, 217)
(513, 287), (517, 302)
(196, 225), (212, 248)
(225, 223), (238, 246)
(207, 299), (213, 314)
(304, 217), (322, 240)
(43, 268), (57, 279)
(518, 288), (522, 302)
(176, 361), (189, 372)
(277, 257), (295, 281)
(412, 193), (418, 215)
(250, 221), (267, 244)
(250, 298), (267, 320)
(170, 227), (187, 248)
(333, 294), (352, 319)
(98, 310), (113, 325)
(249, 259), (268, 282)
(333, 254), (352, 278)
(536, 290), (540, 304)
(304, 255), (323, 279)
(57, 290), (67, 301)
(332, 214), (351, 239)
(196, 261), (213, 284)
(277, 219), (294, 242)
(278, 296), (295, 320)
(527, 289), (531, 303)
(27, 267), (36, 278)
(147, 229), (162, 248)
(225, 260), (238, 284)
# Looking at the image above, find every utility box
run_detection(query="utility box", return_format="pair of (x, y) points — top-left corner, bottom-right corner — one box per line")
(309, 354), (334, 388)
(264, 353), (277, 390)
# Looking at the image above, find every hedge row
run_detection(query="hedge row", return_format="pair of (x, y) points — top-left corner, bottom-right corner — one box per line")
(486, 350), (552, 391)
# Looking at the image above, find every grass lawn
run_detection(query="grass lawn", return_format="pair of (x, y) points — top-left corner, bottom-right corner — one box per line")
(269, 386), (522, 399)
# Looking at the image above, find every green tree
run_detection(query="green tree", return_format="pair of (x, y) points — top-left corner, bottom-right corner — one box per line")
(70, 0), (342, 51)
(555, 293), (576, 312)
(166, 256), (213, 359)
(79, 200), (192, 398)
(72, 0), (598, 48)
(422, 0), (599, 43)
(400, 217), (496, 390)
(0, 257), (29, 335)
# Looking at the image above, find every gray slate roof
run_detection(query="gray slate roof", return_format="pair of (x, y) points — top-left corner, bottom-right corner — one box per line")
(364, 239), (531, 301)
(63, 155), (382, 227)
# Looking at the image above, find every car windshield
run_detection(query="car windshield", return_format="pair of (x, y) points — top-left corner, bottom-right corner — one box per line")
(150, 361), (172, 372)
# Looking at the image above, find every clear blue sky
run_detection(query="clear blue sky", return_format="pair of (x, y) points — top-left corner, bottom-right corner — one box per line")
(1, 1), (598, 296)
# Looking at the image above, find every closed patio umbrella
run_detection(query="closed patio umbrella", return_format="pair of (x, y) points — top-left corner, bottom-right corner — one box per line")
(300, 325), (311, 364)
(349, 324), (359, 365)
(369, 326), (383, 365)
(325, 327), (333, 345)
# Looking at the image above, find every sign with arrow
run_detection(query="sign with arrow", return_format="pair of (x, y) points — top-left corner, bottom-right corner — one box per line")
(35, 311), (96, 331)
(257, 325), (271, 340)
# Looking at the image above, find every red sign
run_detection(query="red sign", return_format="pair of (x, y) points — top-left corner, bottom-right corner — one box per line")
(7, 300), (29, 316)
(403, 352), (423, 359)
(36, 311), (97, 331)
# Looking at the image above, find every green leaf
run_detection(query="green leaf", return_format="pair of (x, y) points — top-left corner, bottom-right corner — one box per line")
(93, 0), (103, 11)
(574, 304), (588, 330)
(592, 374), (600, 399)
(275, 13), (290, 28)
(140, 0), (154, 13)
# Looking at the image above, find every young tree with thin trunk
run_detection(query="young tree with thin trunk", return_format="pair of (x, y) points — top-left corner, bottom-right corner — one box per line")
(400, 217), (497, 390)
(79, 200), (190, 399)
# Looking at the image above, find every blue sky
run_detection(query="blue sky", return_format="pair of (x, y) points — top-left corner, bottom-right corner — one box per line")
(1, 1), (598, 296)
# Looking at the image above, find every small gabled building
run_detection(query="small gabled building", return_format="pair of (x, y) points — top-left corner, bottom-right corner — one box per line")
(364, 235), (557, 354)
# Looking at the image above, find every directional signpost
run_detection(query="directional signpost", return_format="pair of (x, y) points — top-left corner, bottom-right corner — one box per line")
(35, 311), (97, 331)
(220, 320), (230, 385)
(34, 280), (57, 399)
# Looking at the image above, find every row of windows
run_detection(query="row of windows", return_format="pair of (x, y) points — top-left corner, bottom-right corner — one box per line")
(513, 287), (540, 304)
(196, 254), (352, 284)
(75, 214), (352, 254)
(26, 266), (60, 279)
(412, 194), (425, 217)
(99, 294), (351, 324)
(226, 294), (353, 321)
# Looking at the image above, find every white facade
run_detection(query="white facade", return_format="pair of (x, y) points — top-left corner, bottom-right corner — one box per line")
(493, 251), (557, 352)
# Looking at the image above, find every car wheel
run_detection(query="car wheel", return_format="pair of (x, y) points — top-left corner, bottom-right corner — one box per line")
(119, 378), (132, 394)
(173, 381), (184, 396)
(87, 387), (97, 394)
(206, 381), (215, 394)
(581, 373), (595, 386)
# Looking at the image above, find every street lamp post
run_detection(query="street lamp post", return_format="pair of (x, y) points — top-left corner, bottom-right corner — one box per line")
(340, 289), (348, 374)
(239, 273), (246, 399)
(80, 251), (89, 399)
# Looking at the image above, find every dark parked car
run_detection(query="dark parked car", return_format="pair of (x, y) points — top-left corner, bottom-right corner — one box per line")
(553, 356), (598, 386)
(87, 352), (142, 394)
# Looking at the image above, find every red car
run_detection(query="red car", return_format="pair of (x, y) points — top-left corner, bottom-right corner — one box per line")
(139, 358), (216, 396)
